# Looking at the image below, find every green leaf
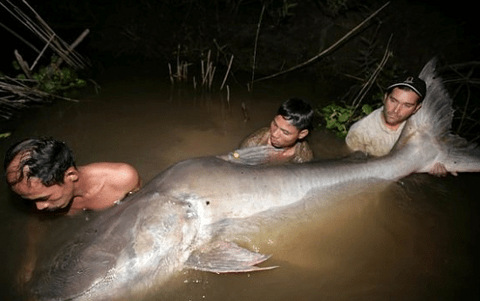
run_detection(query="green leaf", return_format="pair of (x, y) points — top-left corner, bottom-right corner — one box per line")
(338, 112), (350, 122)
(0, 132), (11, 139)
(361, 104), (373, 115)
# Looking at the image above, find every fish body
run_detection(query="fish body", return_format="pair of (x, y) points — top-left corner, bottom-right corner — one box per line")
(27, 59), (480, 300)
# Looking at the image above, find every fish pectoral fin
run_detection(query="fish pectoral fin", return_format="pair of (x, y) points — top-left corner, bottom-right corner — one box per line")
(185, 241), (278, 273)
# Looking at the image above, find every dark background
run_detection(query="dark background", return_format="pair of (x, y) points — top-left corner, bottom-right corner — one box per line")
(2, 0), (478, 75)
(1, 0), (479, 132)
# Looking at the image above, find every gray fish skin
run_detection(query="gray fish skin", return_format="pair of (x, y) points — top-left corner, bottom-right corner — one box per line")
(26, 58), (480, 300)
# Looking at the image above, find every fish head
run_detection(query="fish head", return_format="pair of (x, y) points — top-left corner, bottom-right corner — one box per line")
(27, 192), (201, 301)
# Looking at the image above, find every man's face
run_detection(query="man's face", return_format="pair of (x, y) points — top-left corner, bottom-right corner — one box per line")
(6, 155), (75, 212)
(383, 88), (422, 128)
(269, 115), (308, 148)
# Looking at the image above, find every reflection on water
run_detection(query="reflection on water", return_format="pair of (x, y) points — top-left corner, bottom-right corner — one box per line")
(0, 76), (478, 300)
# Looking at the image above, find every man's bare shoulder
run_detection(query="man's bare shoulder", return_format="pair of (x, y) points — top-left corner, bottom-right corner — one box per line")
(82, 162), (136, 173)
(80, 162), (140, 191)
(294, 141), (314, 163)
(239, 127), (270, 148)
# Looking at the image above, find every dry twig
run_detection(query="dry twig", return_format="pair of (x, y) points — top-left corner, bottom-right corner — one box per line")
(253, 2), (390, 83)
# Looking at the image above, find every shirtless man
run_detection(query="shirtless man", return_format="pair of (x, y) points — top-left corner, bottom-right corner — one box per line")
(4, 137), (141, 215)
(4, 137), (141, 285)
(345, 76), (452, 176)
(238, 98), (314, 164)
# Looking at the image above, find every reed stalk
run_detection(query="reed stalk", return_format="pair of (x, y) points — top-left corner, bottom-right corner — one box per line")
(1, 0), (89, 70)
(226, 85), (230, 105)
(0, 76), (79, 118)
(0, 21), (40, 53)
(168, 45), (191, 85)
(0, 0), (89, 120)
(168, 63), (174, 85)
(220, 54), (234, 91)
(200, 50), (216, 90)
(30, 34), (55, 71)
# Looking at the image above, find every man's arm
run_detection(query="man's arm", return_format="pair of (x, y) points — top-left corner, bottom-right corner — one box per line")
(345, 127), (368, 155)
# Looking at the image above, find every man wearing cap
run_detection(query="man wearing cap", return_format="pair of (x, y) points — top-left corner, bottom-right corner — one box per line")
(345, 76), (451, 176)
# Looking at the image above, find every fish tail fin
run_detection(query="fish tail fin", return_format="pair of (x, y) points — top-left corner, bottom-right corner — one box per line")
(415, 57), (455, 137)
(399, 58), (480, 173)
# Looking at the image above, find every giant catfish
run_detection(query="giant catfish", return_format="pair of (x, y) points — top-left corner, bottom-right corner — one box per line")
(26, 59), (480, 300)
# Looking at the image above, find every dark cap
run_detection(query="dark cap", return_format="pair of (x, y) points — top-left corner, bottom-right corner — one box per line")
(387, 76), (426, 100)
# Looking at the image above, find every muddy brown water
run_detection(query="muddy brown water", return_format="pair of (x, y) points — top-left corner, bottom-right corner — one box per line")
(0, 76), (479, 300)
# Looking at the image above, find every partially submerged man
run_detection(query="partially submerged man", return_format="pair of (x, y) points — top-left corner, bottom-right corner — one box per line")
(4, 137), (141, 215)
(238, 97), (314, 164)
(4, 137), (142, 286)
(345, 76), (452, 176)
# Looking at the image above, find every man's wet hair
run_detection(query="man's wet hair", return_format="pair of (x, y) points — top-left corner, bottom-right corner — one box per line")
(277, 98), (314, 131)
(4, 137), (76, 186)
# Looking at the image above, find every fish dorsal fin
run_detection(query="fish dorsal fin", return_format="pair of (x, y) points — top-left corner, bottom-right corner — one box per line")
(185, 240), (278, 273)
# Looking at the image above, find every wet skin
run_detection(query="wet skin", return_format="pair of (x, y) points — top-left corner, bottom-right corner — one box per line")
(5, 154), (77, 212)
(5, 154), (141, 215)
(268, 115), (308, 148)
(382, 88), (422, 131)
(12, 178), (75, 211)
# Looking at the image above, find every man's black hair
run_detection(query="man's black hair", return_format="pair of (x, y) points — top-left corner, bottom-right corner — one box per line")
(4, 137), (76, 186)
(277, 98), (314, 131)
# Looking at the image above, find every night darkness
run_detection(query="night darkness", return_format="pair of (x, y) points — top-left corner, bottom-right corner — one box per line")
(1, 0), (479, 76)
(1, 0), (479, 140)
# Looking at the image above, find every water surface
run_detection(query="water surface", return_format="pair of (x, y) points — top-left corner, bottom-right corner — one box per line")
(0, 75), (478, 300)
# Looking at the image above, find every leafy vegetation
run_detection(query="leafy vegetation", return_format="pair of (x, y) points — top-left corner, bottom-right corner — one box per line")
(317, 60), (480, 142)
(0, 0), (90, 129)
(0, 132), (11, 139)
(13, 56), (87, 96)
(318, 103), (374, 138)
(1, 1), (478, 143)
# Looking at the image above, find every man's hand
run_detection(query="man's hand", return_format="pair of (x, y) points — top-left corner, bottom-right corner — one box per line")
(429, 162), (458, 177)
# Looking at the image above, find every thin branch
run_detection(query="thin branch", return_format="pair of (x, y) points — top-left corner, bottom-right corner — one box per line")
(30, 33), (55, 71)
(14, 49), (32, 78)
(351, 35), (393, 109)
(254, 2), (390, 83)
(0, 21), (40, 52)
(2, 0), (89, 69)
(53, 29), (90, 69)
(250, 4), (265, 90)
